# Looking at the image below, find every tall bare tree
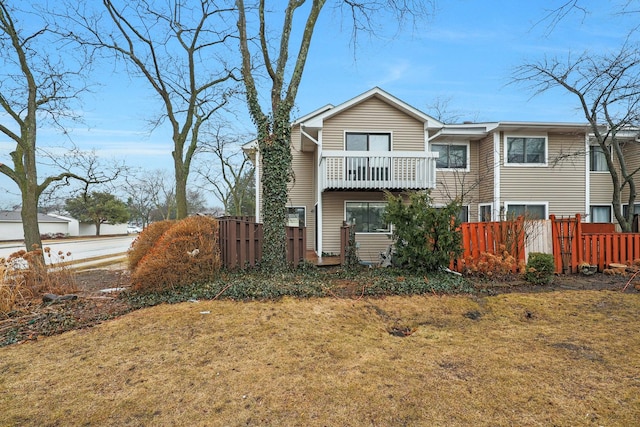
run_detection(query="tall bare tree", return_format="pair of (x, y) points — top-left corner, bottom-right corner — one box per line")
(195, 124), (255, 216)
(235, 0), (434, 271)
(513, 44), (640, 231)
(57, 0), (240, 219)
(0, 2), (108, 252)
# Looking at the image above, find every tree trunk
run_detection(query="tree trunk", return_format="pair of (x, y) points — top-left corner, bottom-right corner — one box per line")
(95, 221), (101, 236)
(21, 187), (42, 252)
(174, 156), (188, 220)
(258, 116), (292, 272)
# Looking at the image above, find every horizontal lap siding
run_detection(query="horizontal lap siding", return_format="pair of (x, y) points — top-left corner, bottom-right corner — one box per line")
(322, 191), (391, 263)
(500, 132), (586, 217)
(432, 142), (480, 221)
(590, 173), (613, 204)
(289, 140), (316, 250)
(322, 97), (425, 151)
(478, 134), (495, 204)
(621, 142), (640, 201)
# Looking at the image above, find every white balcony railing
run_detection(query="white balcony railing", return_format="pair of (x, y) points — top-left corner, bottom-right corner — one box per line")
(320, 150), (438, 191)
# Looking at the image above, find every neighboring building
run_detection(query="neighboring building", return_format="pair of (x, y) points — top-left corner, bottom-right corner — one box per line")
(0, 210), (128, 242)
(244, 87), (638, 262)
(0, 211), (72, 241)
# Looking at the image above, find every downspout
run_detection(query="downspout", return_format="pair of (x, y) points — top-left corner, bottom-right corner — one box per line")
(585, 132), (590, 221)
(493, 132), (501, 221)
(316, 129), (323, 257)
(254, 149), (261, 221)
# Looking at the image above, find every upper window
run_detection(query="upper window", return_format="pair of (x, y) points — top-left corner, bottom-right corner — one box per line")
(590, 145), (610, 172)
(432, 143), (468, 170)
(346, 201), (389, 233)
(346, 132), (390, 151)
(506, 136), (547, 165)
(505, 203), (547, 220)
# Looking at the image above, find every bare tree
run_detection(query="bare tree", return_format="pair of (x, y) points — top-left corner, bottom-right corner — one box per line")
(0, 2), (110, 252)
(513, 44), (640, 231)
(56, 0), (240, 220)
(195, 124), (255, 216)
(235, 0), (434, 271)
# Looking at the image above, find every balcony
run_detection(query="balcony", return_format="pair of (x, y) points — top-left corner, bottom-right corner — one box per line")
(320, 150), (438, 191)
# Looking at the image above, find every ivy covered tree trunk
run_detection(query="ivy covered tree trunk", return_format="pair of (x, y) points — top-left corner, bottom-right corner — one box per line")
(257, 111), (293, 271)
(20, 175), (43, 252)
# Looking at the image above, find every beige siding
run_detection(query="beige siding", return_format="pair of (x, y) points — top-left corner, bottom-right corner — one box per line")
(589, 173), (613, 205)
(288, 146), (316, 250)
(322, 97), (424, 151)
(499, 132), (587, 218)
(432, 142), (480, 221)
(477, 134), (496, 203)
(321, 191), (391, 263)
(621, 141), (640, 201)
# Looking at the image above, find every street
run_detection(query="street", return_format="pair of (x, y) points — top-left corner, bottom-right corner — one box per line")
(0, 235), (137, 265)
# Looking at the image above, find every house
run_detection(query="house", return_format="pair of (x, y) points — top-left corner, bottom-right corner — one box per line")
(245, 87), (637, 263)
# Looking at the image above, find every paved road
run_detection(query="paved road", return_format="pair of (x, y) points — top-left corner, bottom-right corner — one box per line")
(0, 235), (137, 265)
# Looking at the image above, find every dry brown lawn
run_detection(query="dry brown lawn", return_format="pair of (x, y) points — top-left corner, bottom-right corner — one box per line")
(1, 290), (638, 426)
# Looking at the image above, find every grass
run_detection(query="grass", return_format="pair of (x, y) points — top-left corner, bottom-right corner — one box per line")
(0, 289), (638, 426)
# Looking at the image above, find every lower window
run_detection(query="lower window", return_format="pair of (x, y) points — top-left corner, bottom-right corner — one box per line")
(346, 202), (389, 233)
(479, 204), (492, 222)
(590, 205), (612, 223)
(505, 203), (547, 220)
(287, 207), (305, 227)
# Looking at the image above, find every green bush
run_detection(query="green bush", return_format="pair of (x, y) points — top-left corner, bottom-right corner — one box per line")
(524, 252), (555, 285)
(383, 190), (463, 272)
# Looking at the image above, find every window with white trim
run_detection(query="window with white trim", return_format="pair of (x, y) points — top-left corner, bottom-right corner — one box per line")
(506, 136), (547, 165)
(590, 145), (610, 172)
(346, 201), (389, 233)
(479, 204), (492, 222)
(432, 143), (468, 169)
(623, 203), (640, 218)
(590, 205), (611, 223)
(505, 203), (547, 220)
(346, 132), (390, 151)
(287, 207), (305, 227)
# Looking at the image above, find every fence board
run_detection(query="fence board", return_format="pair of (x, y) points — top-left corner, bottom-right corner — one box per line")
(218, 217), (305, 270)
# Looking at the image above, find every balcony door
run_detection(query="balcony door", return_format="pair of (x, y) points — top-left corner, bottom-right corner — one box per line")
(345, 132), (390, 181)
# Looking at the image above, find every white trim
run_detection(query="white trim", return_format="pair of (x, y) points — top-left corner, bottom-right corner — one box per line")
(585, 134), (590, 219)
(431, 141), (471, 172)
(504, 201), (549, 220)
(503, 133), (548, 167)
(317, 130), (323, 256)
(344, 200), (391, 234)
(254, 149), (261, 221)
(493, 132), (500, 221)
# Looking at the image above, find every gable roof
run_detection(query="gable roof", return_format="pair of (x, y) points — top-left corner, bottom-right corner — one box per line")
(297, 87), (444, 129)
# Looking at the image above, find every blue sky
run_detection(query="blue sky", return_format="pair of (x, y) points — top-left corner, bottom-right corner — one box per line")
(0, 0), (635, 209)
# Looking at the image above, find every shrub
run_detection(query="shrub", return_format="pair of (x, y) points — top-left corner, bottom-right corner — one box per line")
(383, 190), (463, 272)
(1, 247), (77, 315)
(524, 252), (555, 285)
(130, 216), (222, 293)
(127, 220), (175, 271)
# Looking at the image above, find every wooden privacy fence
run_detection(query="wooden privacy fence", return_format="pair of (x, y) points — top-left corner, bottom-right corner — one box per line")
(551, 214), (640, 274)
(452, 218), (526, 272)
(217, 217), (306, 270)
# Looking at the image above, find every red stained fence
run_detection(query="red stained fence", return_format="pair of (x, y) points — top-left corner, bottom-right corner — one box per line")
(551, 214), (640, 273)
(217, 217), (306, 270)
(451, 217), (526, 272)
